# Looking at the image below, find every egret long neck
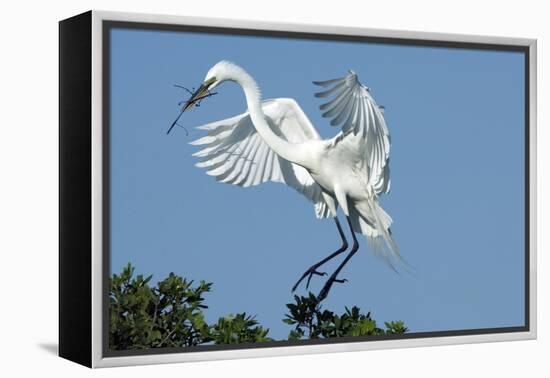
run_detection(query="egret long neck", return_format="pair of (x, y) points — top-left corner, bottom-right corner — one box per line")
(237, 75), (309, 167)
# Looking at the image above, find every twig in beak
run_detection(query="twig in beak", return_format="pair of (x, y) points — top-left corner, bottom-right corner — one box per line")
(173, 84), (194, 96)
(167, 109), (186, 135)
(167, 85), (219, 135)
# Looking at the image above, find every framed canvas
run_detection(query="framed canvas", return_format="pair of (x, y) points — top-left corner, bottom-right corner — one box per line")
(59, 10), (537, 368)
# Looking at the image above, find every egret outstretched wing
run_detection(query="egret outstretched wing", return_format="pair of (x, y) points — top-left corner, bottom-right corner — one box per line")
(314, 71), (391, 195)
(191, 98), (331, 218)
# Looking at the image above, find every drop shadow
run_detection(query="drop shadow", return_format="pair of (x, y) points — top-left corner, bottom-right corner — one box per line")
(38, 343), (58, 356)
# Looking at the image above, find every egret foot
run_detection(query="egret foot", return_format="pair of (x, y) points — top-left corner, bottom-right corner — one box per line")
(292, 267), (327, 292)
(317, 274), (349, 302)
(316, 216), (359, 302)
(290, 218), (349, 293)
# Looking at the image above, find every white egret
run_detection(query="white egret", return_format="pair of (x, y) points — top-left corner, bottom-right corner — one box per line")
(182, 61), (403, 301)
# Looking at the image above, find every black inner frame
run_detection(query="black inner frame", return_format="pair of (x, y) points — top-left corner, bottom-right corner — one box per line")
(102, 20), (531, 358)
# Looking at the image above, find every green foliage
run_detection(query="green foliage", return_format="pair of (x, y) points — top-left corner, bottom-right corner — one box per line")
(110, 264), (212, 349)
(109, 263), (271, 350)
(109, 264), (407, 350)
(284, 293), (408, 339)
(210, 313), (272, 344)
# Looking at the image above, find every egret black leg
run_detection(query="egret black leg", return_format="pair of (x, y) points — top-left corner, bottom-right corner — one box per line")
(292, 217), (348, 292)
(317, 216), (359, 302)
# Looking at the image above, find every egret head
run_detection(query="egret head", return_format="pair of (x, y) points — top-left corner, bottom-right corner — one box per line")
(204, 60), (247, 88)
(183, 61), (247, 112)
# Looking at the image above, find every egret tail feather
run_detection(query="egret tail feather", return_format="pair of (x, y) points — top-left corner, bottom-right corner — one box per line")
(349, 197), (410, 272)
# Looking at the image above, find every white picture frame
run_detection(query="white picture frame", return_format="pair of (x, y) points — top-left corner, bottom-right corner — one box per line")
(58, 10), (537, 368)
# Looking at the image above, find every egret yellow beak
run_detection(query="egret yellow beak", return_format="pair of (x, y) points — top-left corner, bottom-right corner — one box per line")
(183, 77), (217, 112)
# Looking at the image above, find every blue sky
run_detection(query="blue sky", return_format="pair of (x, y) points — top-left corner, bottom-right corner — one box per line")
(109, 27), (526, 340)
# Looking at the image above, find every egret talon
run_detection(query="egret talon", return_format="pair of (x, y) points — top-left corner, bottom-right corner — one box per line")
(317, 274), (350, 301)
(292, 267), (327, 292)
(333, 278), (348, 284)
(305, 269), (327, 289)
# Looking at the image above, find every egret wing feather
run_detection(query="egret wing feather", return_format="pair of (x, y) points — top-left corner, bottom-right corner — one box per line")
(314, 71), (391, 195)
(191, 98), (331, 219)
